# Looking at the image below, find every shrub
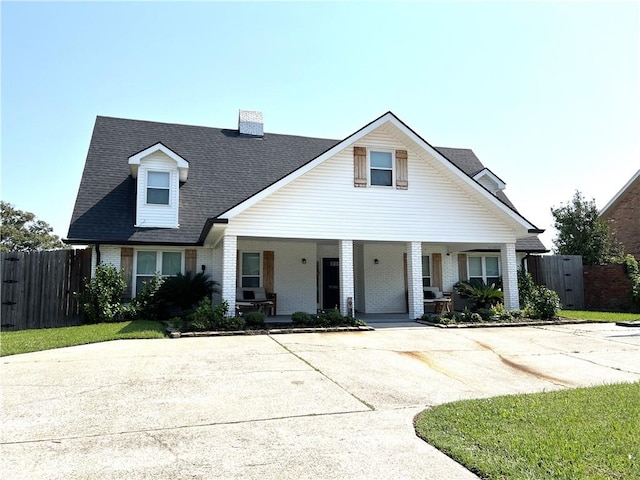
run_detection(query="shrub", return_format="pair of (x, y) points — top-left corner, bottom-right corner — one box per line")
(291, 311), (313, 326)
(211, 315), (245, 331)
(524, 285), (560, 320)
(130, 273), (164, 320)
(318, 308), (345, 326)
(476, 308), (495, 321)
(518, 269), (536, 307)
(291, 310), (365, 328)
(184, 298), (244, 331)
(78, 264), (127, 324)
(623, 255), (640, 306)
(244, 311), (266, 329)
(454, 280), (504, 310)
(156, 272), (219, 312)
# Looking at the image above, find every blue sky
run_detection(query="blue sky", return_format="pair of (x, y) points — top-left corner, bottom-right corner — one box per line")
(2, 1), (639, 250)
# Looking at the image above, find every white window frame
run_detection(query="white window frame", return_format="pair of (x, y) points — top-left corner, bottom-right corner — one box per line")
(240, 252), (262, 288)
(133, 249), (184, 295)
(422, 255), (431, 287)
(467, 255), (501, 285)
(146, 170), (172, 206)
(368, 149), (395, 187)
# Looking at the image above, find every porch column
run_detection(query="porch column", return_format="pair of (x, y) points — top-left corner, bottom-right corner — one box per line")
(222, 235), (238, 315)
(407, 241), (424, 319)
(501, 243), (519, 310)
(339, 240), (354, 317)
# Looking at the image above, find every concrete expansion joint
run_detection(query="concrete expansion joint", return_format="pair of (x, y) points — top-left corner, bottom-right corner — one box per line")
(267, 335), (376, 411)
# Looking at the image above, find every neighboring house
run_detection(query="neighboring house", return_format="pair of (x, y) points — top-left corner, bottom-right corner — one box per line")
(600, 169), (640, 260)
(67, 110), (547, 318)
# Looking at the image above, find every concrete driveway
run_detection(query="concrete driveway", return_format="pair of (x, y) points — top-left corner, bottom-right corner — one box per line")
(2, 323), (639, 479)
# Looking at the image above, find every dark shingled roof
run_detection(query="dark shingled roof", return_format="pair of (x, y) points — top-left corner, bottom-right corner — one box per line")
(67, 116), (547, 252)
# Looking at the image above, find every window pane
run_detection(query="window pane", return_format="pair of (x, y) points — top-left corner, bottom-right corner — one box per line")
(137, 251), (157, 275)
(242, 277), (260, 288)
(136, 276), (155, 295)
(468, 257), (483, 277)
(242, 253), (260, 276)
(370, 151), (392, 168)
(148, 172), (170, 188)
(147, 188), (170, 205)
(162, 252), (181, 276)
(487, 277), (500, 286)
(422, 278), (431, 288)
(371, 169), (392, 186)
(422, 256), (430, 276)
(486, 257), (500, 277)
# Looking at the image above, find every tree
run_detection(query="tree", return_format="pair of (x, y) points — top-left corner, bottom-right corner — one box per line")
(550, 190), (622, 265)
(0, 201), (67, 252)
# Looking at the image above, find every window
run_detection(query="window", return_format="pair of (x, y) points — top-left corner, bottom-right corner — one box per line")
(370, 151), (393, 186)
(147, 171), (170, 205)
(241, 252), (261, 287)
(135, 250), (182, 294)
(422, 256), (431, 287)
(468, 256), (501, 285)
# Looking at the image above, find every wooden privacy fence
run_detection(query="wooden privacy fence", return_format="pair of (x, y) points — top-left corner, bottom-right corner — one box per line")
(526, 255), (585, 310)
(1, 248), (92, 330)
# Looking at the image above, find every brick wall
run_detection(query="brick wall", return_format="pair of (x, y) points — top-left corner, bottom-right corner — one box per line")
(583, 264), (638, 312)
(602, 174), (640, 259)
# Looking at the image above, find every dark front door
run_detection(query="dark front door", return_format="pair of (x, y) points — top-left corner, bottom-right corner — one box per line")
(322, 258), (340, 310)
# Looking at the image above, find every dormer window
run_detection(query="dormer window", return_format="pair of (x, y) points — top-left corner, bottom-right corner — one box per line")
(147, 171), (170, 205)
(128, 143), (189, 228)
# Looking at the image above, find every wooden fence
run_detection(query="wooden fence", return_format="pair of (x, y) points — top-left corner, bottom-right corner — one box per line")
(526, 255), (585, 310)
(1, 248), (92, 330)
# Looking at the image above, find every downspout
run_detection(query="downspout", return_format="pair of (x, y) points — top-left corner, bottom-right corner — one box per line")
(95, 244), (101, 265)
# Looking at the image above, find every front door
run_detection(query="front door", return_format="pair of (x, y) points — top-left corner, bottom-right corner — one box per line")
(322, 258), (340, 310)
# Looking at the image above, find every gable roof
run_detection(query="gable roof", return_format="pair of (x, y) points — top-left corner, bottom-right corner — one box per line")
(67, 113), (546, 252)
(600, 169), (640, 216)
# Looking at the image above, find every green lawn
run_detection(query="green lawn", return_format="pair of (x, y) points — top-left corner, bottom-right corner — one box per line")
(415, 382), (640, 480)
(0, 320), (166, 356)
(559, 310), (640, 322)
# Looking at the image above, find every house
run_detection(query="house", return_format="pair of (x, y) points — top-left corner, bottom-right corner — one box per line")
(600, 169), (640, 260)
(66, 110), (547, 319)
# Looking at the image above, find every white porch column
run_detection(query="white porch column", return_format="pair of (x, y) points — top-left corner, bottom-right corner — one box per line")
(501, 243), (519, 310)
(221, 235), (238, 315)
(407, 241), (424, 319)
(339, 240), (354, 317)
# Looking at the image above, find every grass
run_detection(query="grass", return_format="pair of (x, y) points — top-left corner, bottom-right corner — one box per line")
(415, 382), (640, 480)
(0, 320), (166, 356)
(559, 310), (640, 322)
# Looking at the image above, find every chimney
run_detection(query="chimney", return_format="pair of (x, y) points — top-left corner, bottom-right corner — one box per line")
(238, 110), (264, 137)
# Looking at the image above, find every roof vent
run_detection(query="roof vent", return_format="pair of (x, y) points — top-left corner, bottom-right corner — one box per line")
(238, 110), (264, 137)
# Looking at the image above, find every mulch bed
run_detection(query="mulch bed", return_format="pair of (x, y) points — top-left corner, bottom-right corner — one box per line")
(167, 324), (374, 337)
(415, 318), (592, 329)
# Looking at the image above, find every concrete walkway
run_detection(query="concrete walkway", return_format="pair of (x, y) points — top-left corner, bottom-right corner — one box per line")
(2, 323), (639, 479)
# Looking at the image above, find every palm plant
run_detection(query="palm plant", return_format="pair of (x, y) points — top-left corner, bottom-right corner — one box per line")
(157, 272), (219, 311)
(454, 280), (503, 310)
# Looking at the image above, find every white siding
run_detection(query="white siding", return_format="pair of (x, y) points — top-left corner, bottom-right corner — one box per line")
(226, 129), (517, 243)
(136, 152), (180, 228)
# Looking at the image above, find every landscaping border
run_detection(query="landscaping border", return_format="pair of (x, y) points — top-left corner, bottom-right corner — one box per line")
(167, 325), (374, 337)
(415, 318), (591, 329)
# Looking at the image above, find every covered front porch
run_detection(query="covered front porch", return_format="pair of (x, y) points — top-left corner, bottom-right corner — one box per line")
(214, 235), (520, 320)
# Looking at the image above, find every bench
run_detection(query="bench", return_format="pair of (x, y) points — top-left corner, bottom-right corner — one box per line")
(424, 287), (452, 314)
(236, 287), (276, 316)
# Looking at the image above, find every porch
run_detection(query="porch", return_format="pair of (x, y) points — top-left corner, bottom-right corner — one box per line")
(217, 236), (521, 319)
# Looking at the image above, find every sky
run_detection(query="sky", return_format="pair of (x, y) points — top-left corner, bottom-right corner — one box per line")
(2, 1), (639, 250)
